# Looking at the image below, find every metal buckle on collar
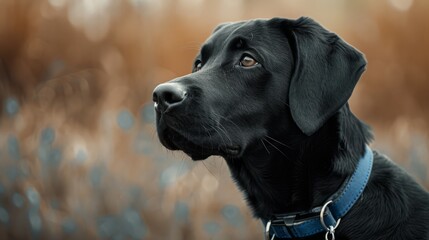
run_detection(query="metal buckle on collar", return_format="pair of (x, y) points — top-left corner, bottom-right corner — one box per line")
(320, 200), (341, 240)
(265, 214), (296, 240)
(264, 220), (276, 240)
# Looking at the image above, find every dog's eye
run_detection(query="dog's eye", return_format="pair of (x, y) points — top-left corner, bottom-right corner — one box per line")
(194, 61), (202, 72)
(239, 55), (258, 68)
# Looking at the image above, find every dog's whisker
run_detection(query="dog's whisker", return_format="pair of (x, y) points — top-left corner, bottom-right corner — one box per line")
(195, 112), (228, 147)
(210, 111), (241, 131)
(277, 99), (290, 107)
(265, 135), (292, 149)
(206, 118), (233, 146)
(260, 138), (271, 154)
(202, 124), (215, 151)
(207, 124), (228, 148)
(216, 122), (233, 145)
(263, 138), (289, 160)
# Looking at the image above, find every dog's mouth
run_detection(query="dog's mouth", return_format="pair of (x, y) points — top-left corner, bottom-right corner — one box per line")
(157, 125), (241, 160)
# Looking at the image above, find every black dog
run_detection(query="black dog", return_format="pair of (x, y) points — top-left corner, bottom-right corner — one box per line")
(153, 17), (429, 239)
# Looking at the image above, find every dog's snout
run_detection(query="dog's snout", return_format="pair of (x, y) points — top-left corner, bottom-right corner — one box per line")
(153, 83), (187, 112)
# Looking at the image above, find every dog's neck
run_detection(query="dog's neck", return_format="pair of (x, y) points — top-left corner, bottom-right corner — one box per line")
(225, 105), (372, 219)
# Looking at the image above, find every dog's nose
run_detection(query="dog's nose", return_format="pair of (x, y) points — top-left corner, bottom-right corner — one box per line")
(153, 83), (187, 113)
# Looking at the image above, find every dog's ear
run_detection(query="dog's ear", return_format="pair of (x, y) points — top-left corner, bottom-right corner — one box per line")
(272, 17), (367, 136)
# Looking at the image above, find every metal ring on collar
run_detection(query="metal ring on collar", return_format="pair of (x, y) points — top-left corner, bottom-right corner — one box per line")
(320, 200), (341, 231)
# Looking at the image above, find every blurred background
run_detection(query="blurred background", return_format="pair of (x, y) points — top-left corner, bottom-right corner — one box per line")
(0, 0), (428, 239)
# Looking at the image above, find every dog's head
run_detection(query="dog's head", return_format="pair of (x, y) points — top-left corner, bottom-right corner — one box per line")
(153, 17), (366, 160)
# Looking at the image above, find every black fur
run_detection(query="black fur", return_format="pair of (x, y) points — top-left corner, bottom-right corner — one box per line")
(153, 17), (429, 239)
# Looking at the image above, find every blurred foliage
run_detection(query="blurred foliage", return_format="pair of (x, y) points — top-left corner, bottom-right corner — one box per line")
(0, 0), (428, 239)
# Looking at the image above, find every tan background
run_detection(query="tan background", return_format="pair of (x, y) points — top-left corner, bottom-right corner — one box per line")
(0, 0), (428, 239)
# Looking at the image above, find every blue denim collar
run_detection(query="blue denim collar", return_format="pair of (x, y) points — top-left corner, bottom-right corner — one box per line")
(263, 146), (373, 239)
